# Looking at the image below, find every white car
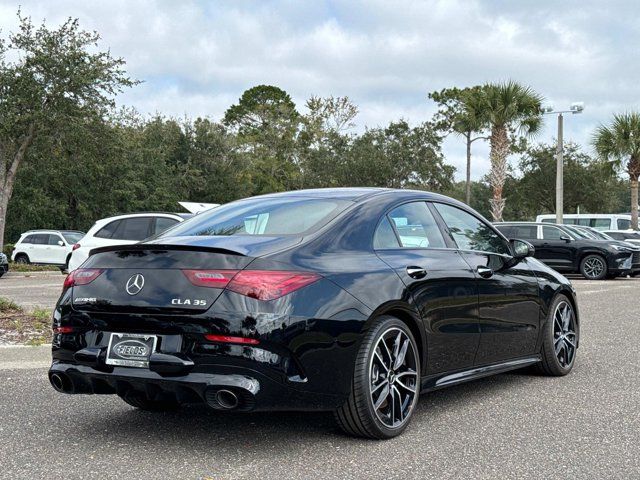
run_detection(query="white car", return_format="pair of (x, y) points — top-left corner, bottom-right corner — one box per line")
(11, 230), (85, 269)
(67, 213), (185, 272)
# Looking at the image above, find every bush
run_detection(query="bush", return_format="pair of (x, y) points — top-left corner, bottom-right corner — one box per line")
(3, 243), (14, 257)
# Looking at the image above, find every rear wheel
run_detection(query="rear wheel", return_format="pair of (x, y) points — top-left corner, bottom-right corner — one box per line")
(14, 254), (30, 265)
(335, 315), (420, 439)
(579, 254), (607, 280)
(118, 391), (181, 412)
(536, 294), (578, 376)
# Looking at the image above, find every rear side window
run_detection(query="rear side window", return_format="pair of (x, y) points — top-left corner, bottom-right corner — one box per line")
(386, 202), (445, 249)
(165, 197), (351, 237)
(112, 217), (153, 241)
(373, 217), (400, 249)
(512, 225), (537, 240)
(153, 217), (180, 235)
(95, 220), (121, 239)
(31, 234), (49, 245)
(607, 232), (624, 240)
(434, 203), (509, 255)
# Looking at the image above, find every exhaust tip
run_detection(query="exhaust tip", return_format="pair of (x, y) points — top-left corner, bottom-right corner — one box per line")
(215, 389), (239, 409)
(49, 372), (73, 393)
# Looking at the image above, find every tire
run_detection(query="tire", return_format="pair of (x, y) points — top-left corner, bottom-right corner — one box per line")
(579, 254), (607, 280)
(14, 254), (30, 265)
(536, 294), (579, 376)
(335, 315), (420, 439)
(118, 391), (181, 412)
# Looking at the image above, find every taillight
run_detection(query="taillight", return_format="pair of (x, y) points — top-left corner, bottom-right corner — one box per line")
(182, 269), (238, 288)
(72, 243), (81, 251)
(63, 268), (103, 289)
(227, 270), (320, 301)
(182, 269), (321, 301)
(53, 326), (74, 334)
(204, 334), (259, 345)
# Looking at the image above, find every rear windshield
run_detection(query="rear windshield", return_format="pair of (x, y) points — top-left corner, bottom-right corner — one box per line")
(162, 197), (352, 237)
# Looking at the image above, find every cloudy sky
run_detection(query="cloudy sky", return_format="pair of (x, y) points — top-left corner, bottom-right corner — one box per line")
(1, 0), (638, 179)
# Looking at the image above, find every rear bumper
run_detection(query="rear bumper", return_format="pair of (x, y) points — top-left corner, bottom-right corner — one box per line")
(49, 359), (344, 412)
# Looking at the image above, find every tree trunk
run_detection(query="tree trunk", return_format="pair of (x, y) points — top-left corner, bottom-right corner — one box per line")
(488, 126), (510, 222)
(0, 123), (36, 250)
(629, 156), (640, 230)
(465, 133), (471, 205)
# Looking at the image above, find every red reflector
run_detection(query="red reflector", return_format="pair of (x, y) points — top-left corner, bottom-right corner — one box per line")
(53, 326), (74, 334)
(227, 270), (321, 301)
(182, 269), (239, 288)
(204, 334), (259, 345)
(72, 243), (81, 251)
(63, 268), (103, 289)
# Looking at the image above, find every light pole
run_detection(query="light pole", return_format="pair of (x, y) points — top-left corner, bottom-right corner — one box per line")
(542, 102), (585, 224)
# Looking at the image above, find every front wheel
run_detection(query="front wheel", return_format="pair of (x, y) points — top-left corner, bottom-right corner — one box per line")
(580, 254), (607, 280)
(536, 294), (579, 376)
(335, 316), (420, 439)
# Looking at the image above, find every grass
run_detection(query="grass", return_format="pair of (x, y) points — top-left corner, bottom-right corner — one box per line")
(0, 298), (51, 345)
(8, 262), (60, 273)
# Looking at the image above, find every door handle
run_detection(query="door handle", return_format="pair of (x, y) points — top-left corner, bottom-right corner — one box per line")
(476, 266), (494, 278)
(406, 266), (427, 279)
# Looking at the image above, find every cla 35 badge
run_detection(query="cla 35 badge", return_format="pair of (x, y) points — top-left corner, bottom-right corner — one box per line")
(105, 333), (157, 367)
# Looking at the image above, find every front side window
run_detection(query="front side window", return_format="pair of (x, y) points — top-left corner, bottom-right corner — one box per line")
(434, 203), (509, 255)
(385, 202), (445, 249)
(48, 235), (63, 245)
(542, 226), (565, 240)
(165, 197), (351, 237)
(616, 219), (631, 230)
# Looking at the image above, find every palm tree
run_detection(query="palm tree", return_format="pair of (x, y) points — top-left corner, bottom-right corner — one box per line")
(481, 81), (544, 221)
(593, 113), (640, 230)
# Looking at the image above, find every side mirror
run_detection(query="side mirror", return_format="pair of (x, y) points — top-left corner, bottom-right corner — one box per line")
(510, 239), (535, 259)
(57, 240), (65, 247)
(560, 235), (572, 243)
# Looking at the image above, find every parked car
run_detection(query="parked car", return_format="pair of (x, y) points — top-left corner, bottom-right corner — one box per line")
(67, 213), (185, 272)
(495, 222), (636, 280)
(0, 252), (8, 277)
(50, 188), (579, 439)
(11, 230), (85, 270)
(535, 213), (632, 231)
(603, 230), (640, 247)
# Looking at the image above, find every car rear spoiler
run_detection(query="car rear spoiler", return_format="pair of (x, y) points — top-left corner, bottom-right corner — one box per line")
(88, 243), (246, 257)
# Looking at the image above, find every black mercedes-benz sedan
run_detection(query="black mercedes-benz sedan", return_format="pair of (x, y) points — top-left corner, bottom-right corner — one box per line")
(49, 189), (579, 439)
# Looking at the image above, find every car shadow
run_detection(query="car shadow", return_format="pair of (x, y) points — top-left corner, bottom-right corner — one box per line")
(73, 370), (537, 449)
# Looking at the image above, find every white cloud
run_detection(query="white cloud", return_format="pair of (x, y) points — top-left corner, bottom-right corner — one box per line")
(2, 0), (639, 179)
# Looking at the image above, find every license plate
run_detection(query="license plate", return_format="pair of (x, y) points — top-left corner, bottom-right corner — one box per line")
(106, 333), (157, 368)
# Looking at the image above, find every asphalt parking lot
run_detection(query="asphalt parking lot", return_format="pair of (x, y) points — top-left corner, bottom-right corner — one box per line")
(0, 277), (638, 479)
(0, 272), (65, 311)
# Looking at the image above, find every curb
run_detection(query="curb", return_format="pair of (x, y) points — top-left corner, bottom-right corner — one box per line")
(3, 271), (65, 278)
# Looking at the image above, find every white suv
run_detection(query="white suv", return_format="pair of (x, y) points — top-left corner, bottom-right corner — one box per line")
(11, 230), (85, 269)
(67, 213), (185, 272)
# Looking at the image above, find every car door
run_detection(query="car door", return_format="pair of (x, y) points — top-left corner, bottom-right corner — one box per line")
(29, 234), (50, 263)
(432, 203), (540, 365)
(46, 234), (67, 264)
(374, 201), (480, 375)
(536, 225), (575, 270)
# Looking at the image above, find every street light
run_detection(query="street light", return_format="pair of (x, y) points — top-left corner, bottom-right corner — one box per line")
(542, 102), (585, 224)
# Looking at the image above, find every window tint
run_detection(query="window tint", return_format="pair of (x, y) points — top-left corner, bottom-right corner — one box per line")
(112, 217), (153, 241)
(166, 197), (351, 237)
(617, 219), (631, 230)
(542, 226), (564, 240)
(32, 234), (49, 245)
(95, 220), (121, 239)
(511, 225), (537, 240)
(386, 202), (445, 249)
(153, 217), (180, 235)
(434, 203), (509, 254)
(47, 235), (63, 245)
(373, 217), (400, 249)
(22, 235), (36, 244)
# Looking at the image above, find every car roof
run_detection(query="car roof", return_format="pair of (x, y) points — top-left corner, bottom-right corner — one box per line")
(95, 212), (184, 223)
(246, 187), (465, 204)
(21, 230), (84, 235)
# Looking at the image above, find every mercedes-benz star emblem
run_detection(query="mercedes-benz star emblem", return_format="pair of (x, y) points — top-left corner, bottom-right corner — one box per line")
(125, 273), (145, 296)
